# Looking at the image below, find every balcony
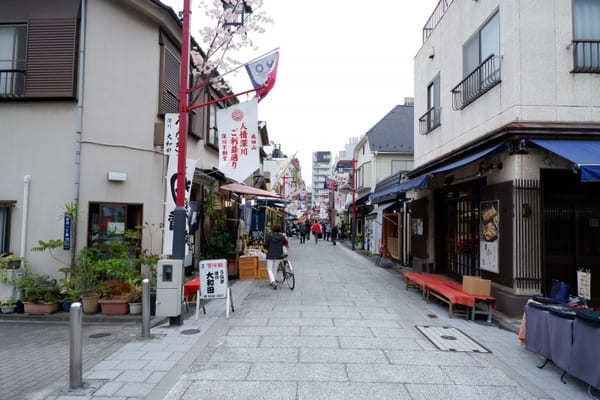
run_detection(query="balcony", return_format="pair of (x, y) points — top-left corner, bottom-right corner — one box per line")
(418, 107), (441, 135)
(423, 0), (454, 43)
(451, 55), (501, 111)
(0, 69), (26, 98)
(573, 40), (600, 73)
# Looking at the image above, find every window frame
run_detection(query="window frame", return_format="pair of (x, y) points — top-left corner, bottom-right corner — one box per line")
(87, 202), (143, 251)
(0, 24), (28, 97)
(571, 0), (600, 73)
(462, 10), (500, 78)
(0, 204), (12, 255)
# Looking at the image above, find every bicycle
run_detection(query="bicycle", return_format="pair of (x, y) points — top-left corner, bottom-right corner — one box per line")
(275, 255), (295, 290)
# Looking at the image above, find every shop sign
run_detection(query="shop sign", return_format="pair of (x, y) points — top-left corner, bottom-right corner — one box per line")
(217, 99), (260, 183)
(577, 269), (592, 300)
(480, 200), (499, 274)
(199, 259), (228, 299)
(63, 214), (71, 250)
(163, 156), (197, 256)
(163, 113), (179, 156)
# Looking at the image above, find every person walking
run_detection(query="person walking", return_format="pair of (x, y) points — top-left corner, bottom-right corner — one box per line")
(331, 225), (339, 246)
(304, 220), (311, 241)
(264, 225), (288, 290)
(311, 220), (322, 244)
(325, 224), (331, 241)
(299, 222), (307, 244)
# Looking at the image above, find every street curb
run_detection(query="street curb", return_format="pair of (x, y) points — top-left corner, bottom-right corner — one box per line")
(146, 280), (257, 400)
(0, 312), (167, 325)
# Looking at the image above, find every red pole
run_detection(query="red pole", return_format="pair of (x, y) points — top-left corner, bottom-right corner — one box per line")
(176, 0), (191, 208)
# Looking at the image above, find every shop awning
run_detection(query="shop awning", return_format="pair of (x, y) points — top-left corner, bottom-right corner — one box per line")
(370, 175), (429, 204)
(530, 140), (600, 182)
(220, 183), (280, 198)
(430, 143), (506, 174)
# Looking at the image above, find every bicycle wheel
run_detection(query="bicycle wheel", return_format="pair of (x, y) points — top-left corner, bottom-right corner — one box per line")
(284, 261), (295, 290)
(275, 261), (284, 284)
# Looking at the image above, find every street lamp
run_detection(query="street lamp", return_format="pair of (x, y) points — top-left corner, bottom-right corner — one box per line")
(221, 0), (253, 27)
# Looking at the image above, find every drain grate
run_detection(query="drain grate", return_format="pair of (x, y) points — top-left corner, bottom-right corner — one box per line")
(181, 329), (201, 335)
(89, 332), (111, 339)
(415, 326), (490, 353)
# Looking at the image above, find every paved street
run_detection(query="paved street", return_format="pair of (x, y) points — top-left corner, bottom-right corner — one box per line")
(152, 239), (591, 400)
(0, 321), (139, 400)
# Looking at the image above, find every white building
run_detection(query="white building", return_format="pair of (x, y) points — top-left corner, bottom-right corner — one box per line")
(311, 151), (331, 214)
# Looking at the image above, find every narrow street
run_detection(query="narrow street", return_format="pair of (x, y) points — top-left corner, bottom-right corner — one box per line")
(150, 238), (590, 400)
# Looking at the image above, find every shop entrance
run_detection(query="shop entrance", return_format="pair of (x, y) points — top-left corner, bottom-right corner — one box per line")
(542, 170), (600, 307)
(435, 179), (484, 279)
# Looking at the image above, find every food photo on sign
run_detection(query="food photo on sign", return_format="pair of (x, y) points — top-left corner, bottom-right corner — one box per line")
(480, 200), (500, 274)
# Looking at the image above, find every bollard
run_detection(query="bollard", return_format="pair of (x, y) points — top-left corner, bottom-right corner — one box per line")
(69, 302), (83, 389)
(142, 278), (150, 338)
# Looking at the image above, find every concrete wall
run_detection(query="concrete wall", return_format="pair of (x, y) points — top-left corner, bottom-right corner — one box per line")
(414, 0), (600, 169)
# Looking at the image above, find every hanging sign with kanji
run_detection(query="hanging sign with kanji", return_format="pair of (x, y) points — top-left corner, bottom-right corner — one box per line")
(163, 113), (179, 156)
(217, 99), (260, 182)
(199, 259), (228, 299)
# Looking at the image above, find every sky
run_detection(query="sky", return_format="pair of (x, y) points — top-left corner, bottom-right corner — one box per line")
(162, 0), (438, 187)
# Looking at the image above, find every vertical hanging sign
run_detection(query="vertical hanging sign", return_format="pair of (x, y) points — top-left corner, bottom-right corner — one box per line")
(63, 214), (71, 250)
(163, 113), (179, 156)
(480, 200), (500, 273)
(217, 99), (260, 182)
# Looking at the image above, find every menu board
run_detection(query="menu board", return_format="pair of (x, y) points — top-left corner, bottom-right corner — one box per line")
(480, 200), (499, 274)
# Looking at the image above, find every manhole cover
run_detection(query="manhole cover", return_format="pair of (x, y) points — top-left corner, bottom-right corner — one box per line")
(415, 326), (490, 353)
(89, 333), (111, 339)
(427, 314), (438, 319)
(181, 329), (201, 335)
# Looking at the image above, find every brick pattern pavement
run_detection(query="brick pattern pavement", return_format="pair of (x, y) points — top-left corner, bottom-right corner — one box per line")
(160, 239), (591, 400)
(0, 321), (139, 400)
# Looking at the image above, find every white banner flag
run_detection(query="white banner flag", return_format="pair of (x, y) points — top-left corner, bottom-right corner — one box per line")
(163, 156), (197, 256)
(217, 99), (260, 182)
(163, 113), (179, 156)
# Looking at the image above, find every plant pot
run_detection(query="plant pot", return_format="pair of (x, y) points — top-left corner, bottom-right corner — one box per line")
(62, 300), (72, 312)
(24, 302), (60, 315)
(81, 293), (100, 314)
(98, 296), (129, 315)
(129, 302), (142, 315)
(1, 305), (15, 313)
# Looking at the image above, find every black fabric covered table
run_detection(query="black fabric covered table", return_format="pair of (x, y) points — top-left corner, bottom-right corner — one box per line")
(525, 303), (552, 359)
(547, 307), (575, 372)
(568, 317), (600, 388)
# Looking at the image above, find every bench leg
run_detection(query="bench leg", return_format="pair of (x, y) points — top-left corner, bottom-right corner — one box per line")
(449, 303), (453, 318)
(471, 306), (476, 321)
(486, 303), (492, 323)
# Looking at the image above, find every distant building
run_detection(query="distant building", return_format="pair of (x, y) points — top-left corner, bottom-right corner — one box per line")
(312, 151), (331, 216)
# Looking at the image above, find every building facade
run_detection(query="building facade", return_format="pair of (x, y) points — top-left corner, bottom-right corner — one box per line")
(311, 151), (331, 217)
(410, 0), (600, 316)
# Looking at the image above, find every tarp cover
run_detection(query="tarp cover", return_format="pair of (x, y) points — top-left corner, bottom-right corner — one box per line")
(530, 139), (600, 182)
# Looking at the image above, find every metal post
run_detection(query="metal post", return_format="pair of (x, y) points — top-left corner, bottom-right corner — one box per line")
(351, 159), (356, 250)
(171, 0), (192, 327)
(142, 279), (150, 338)
(69, 302), (83, 389)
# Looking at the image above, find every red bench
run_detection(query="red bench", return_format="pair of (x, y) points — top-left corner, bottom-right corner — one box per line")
(404, 272), (496, 322)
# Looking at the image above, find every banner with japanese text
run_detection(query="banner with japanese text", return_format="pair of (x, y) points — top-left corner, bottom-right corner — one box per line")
(163, 156), (197, 256)
(217, 99), (260, 183)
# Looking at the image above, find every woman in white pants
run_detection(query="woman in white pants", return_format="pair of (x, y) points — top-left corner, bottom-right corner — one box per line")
(264, 225), (288, 289)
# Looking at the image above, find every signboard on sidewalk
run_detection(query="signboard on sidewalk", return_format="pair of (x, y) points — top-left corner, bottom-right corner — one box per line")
(163, 113), (179, 156)
(199, 259), (228, 299)
(577, 270), (592, 300)
(163, 156), (197, 256)
(480, 200), (499, 274)
(217, 99), (260, 182)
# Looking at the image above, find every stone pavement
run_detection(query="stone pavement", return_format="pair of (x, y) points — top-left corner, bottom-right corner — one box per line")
(0, 320), (139, 400)
(155, 239), (592, 400)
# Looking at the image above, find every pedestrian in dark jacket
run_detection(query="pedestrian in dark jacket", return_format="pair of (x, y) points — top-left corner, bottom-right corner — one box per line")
(299, 223), (307, 244)
(264, 225), (288, 289)
(304, 220), (311, 241)
(331, 225), (339, 245)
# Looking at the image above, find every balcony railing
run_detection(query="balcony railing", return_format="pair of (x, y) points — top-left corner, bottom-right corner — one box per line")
(573, 40), (600, 73)
(423, 0), (454, 43)
(451, 55), (501, 111)
(418, 107), (441, 135)
(0, 69), (26, 98)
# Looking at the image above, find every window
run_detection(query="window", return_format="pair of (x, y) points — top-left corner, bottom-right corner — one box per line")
(88, 203), (143, 250)
(573, 0), (600, 72)
(392, 160), (414, 175)
(0, 205), (10, 254)
(159, 33), (180, 114)
(419, 74), (441, 134)
(0, 25), (27, 97)
(207, 103), (219, 148)
(452, 11), (501, 109)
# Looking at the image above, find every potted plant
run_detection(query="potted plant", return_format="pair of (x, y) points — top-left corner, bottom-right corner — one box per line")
(18, 267), (61, 315)
(0, 255), (23, 301)
(127, 276), (143, 315)
(74, 250), (101, 314)
(60, 279), (81, 312)
(0, 298), (16, 313)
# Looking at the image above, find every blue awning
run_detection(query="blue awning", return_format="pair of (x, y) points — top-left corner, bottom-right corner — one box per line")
(430, 144), (506, 174)
(370, 175), (429, 204)
(530, 140), (600, 182)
